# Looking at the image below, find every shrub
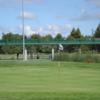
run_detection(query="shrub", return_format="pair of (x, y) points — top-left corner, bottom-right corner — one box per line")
(54, 52), (100, 63)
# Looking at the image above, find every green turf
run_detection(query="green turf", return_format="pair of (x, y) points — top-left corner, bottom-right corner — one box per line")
(0, 60), (100, 100)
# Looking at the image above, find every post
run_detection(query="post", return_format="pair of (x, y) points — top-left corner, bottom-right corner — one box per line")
(24, 49), (28, 61)
(22, 0), (26, 61)
(52, 48), (54, 60)
(79, 48), (81, 54)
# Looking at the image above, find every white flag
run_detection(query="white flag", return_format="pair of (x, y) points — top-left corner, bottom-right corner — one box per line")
(59, 44), (64, 51)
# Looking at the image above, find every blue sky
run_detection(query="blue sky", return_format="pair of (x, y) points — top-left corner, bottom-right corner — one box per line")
(0, 0), (100, 37)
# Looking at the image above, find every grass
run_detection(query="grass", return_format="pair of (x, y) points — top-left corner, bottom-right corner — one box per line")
(0, 60), (100, 100)
(54, 53), (100, 63)
(0, 54), (49, 60)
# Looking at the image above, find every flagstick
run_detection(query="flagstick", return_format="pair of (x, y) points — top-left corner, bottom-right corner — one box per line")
(58, 44), (63, 73)
(58, 50), (61, 72)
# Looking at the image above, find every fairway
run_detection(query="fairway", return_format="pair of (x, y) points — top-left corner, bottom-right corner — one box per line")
(0, 60), (100, 100)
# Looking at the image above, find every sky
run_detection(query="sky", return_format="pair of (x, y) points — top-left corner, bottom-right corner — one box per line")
(0, 0), (100, 38)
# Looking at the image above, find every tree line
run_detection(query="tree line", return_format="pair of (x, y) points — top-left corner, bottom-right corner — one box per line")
(0, 24), (100, 54)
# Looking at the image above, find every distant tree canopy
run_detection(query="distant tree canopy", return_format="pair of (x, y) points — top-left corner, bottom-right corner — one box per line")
(0, 23), (100, 54)
(93, 24), (100, 52)
(94, 24), (100, 38)
(2, 32), (22, 41)
(67, 28), (83, 39)
(55, 33), (63, 40)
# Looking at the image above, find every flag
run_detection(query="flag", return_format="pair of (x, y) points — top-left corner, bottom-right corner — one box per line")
(59, 44), (64, 51)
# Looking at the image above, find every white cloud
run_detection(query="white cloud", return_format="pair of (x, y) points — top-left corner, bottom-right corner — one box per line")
(0, 0), (18, 8)
(18, 24), (72, 37)
(55, 15), (67, 20)
(43, 24), (72, 36)
(73, 12), (100, 21)
(73, 8), (100, 21)
(81, 9), (86, 14)
(48, 24), (72, 34)
(87, 0), (100, 7)
(27, 0), (45, 4)
(0, 26), (18, 39)
(48, 24), (62, 33)
(0, 0), (45, 8)
(0, 24), (72, 38)
(18, 25), (35, 37)
(18, 11), (38, 20)
(0, 26), (14, 33)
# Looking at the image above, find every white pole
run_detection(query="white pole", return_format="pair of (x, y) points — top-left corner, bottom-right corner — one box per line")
(24, 49), (28, 61)
(52, 48), (54, 60)
(22, 0), (26, 61)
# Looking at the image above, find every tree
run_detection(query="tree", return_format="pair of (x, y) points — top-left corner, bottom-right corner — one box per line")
(94, 24), (100, 38)
(30, 34), (42, 54)
(2, 32), (14, 41)
(41, 34), (53, 53)
(93, 24), (100, 52)
(55, 33), (63, 40)
(75, 28), (82, 38)
(42, 34), (53, 41)
(31, 34), (41, 40)
(1, 33), (22, 54)
(67, 28), (75, 39)
(67, 28), (82, 39)
(66, 28), (83, 52)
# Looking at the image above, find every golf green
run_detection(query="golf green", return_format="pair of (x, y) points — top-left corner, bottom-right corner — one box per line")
(0, 60), (100, 100)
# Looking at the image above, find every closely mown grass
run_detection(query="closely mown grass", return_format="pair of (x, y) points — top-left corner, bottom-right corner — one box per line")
(0, 92), (100, 100)
(0, 60), (100, 100)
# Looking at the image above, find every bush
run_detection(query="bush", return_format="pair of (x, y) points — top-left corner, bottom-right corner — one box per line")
(54, 52), (100, 63)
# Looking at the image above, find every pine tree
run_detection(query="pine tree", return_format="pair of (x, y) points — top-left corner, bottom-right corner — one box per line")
(94, 24), (100, 38)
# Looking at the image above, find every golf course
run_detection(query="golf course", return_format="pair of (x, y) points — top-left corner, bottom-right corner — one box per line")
(0, 60), (100, 100)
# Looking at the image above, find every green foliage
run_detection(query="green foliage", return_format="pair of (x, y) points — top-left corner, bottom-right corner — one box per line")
(31, 34), (41, 40)
(0, 23), (100, 54)
(54, 52), (100, 63)
(80, 45), (90, 53)
(67, 28), (83, 39)
(54, 33), (63, 40)
(1, 33), (22, 54)
(93, 24), (100, 52)
(94, 24), (100, 38)
(2, 32), (22, 41)
(42, 34), (53, 41)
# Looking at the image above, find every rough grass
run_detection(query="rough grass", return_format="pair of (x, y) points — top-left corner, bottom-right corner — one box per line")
(54, 53), (100, 63)
(0, 60), (100, 100)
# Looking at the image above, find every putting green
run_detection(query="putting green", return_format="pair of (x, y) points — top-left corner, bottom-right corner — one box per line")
(0, 60), (100, 100)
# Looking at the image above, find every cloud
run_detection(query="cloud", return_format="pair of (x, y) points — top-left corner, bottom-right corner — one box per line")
(0, 26), (17, 39)
(18, 25), (46, 37)
(41, 24), (72, 36)
(0, 23), (72, 38)
(18, 11), (38, 20)
(81, 9), (86, 14)
(73, 13), (100, 21)
(0, 26), (14, 33)
(18, 25), (35, 37)
(18, 24), (72, 37)
(73, 8), (100, 21)
(55, 16), (67, 20)
(27, 0), (45, 4)
(0, 0), (18, 8)
(0, 0), (45, 8)
(87, 0), (100, 7)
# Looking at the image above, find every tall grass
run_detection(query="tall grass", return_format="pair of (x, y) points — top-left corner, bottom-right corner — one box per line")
(54, 52), (100, 63)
